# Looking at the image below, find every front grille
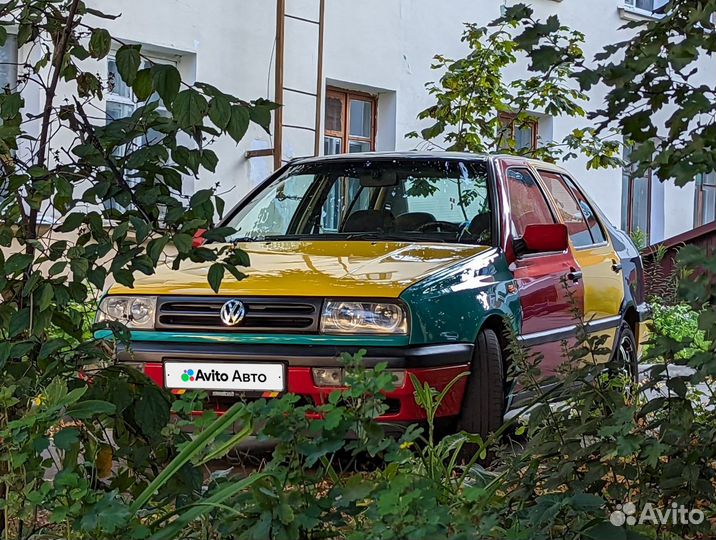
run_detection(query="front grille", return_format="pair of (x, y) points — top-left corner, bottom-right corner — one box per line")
(156, 297), (322, 333)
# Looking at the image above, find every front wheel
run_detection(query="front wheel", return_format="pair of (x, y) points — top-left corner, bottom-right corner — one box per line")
(613, 322), (639, 384)
(457, 328), (506, 439)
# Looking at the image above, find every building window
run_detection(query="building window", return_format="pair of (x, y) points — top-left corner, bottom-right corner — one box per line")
(105, 56), (174, 211)
(106, 58), (169, 147)
(695, 172), (716, 227)
(498, 113), (538, 152)
(621, 146), (652, 244)
(625, 0), (655, 10)
(0, 33), (18, 91)
(324, 88), (376, 155)
(620, 0), (668, 20)
(0, 34), (18, 202)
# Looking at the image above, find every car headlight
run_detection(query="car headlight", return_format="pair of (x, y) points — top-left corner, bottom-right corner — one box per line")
(320, 300), (408, 335)
(96, 296), (157, 329)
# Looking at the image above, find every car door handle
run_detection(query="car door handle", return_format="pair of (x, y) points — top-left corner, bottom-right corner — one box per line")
(566, 268), (583, 283)
(611, 259), (623, 273)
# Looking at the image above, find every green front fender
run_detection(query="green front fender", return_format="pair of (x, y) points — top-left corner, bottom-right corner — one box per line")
(400, 248), (520, 345)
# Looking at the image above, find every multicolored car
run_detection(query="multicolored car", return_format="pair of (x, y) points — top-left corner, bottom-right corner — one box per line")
(96, 152), (650, 437)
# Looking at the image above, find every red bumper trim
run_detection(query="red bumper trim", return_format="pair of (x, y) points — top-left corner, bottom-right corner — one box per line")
(142, 363), (469, 422)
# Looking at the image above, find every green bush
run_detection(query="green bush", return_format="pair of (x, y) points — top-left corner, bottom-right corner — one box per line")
(648, 302), (711, 362)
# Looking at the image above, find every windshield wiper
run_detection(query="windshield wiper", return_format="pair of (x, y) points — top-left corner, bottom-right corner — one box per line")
(344, 232), (446, 243)
(230, 236), (265, 243)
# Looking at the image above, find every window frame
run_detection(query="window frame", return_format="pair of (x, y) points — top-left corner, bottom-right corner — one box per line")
(621, 149), (652, 243)
(324, 87), (377, 155)
(498, 113), (538, 152)
(694, 172), (716, 227)
(0, 33), (18, 204)
(538, 169), (608, 249)
(106, 56), (172, 127)
(505, 166), (559, 258)
(561, 174), (608, 249)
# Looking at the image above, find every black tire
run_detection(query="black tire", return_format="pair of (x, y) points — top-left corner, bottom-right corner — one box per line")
(613, 322), (639, 384)
(457, 328), (506, 439)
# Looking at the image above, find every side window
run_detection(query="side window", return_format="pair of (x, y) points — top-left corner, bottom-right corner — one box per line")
(539, 171), (593, 248)
(561, 175), (606, 244)
(505, 168), (555, 237)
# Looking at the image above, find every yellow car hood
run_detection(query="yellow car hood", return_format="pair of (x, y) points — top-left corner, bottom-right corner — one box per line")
(109, 240), (490, 298)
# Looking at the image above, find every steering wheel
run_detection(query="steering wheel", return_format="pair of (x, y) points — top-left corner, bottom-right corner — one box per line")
(417, 220), (462, 234)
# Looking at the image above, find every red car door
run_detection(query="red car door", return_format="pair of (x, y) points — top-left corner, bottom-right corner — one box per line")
(499, 163), (585, 384)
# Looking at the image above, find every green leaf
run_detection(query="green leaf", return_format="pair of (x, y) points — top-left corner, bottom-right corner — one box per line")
(152, 64), (181, 105)
(147, 236), (170, 264)
(173, 89), (208, 128)
(9, 308), (30, 337)
(130, 216), (151, 243)
(66, 400), (116, 419)
(208, 94), (232, 130)
(0, 26), (6, 47)
(201, 149), (219, 172)
(207, 263), (225, 293)
(250, 104), (272, 133)
(133, 68), (153, 101)
(89, 28), (112, 59)
(115, 44), (142, 85)
(39, 339), (67, 360)
(133, 385), (169, 440)
(0, 93), (23, 119)
(585, 522), (626, 540)
(130, 401), (250, 515)
(202, 227), (235, 242)
(227, 105), (250, 143)
(173, 233), (193, 253)
(4, 253), (33, 274)
(38, 283), (54, 311)
(54, 428), (80, 451)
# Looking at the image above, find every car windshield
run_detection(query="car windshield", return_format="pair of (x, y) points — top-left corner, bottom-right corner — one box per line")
(225, 158), (492, 245)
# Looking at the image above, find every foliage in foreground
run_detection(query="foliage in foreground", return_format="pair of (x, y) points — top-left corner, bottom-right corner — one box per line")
(4, 269), (716, 540)
(1, 1), (716, 539)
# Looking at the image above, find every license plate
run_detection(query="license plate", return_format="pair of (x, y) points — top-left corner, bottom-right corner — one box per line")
(164, 361), (285, 392)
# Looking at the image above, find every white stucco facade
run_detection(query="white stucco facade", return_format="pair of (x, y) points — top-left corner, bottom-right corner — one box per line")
(5, 0), (713, 244)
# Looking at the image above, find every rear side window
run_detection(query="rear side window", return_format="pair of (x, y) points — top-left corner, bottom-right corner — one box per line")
(539, 170), (596, 248)
(561, 175), (606, 244)
(505, 168), (555, 237)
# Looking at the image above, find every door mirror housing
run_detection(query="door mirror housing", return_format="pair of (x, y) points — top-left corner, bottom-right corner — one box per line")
(516, 223), (569, 256)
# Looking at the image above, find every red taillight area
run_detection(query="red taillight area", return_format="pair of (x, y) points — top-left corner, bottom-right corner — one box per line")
(140, 363), (469, 422)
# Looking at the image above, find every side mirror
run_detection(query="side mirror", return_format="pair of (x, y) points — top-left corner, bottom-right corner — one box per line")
(192, 228), (207, 248)
(518, 223), (569, 255)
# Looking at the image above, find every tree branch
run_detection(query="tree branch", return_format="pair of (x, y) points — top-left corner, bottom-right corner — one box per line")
(72, 98), (154, 226)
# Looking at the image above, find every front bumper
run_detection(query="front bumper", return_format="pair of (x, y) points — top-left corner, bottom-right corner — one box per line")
(117, 341), (472, 422)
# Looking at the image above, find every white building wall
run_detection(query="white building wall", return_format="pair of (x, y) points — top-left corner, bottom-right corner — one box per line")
(7, 0), (711, 242)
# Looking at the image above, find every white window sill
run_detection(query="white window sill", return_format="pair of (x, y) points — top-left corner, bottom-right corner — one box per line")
(618, 5), (664, 21)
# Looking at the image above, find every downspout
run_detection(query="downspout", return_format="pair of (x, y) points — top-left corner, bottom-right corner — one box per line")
(273, 0), (286, 170)
(314, 0), (326, 156)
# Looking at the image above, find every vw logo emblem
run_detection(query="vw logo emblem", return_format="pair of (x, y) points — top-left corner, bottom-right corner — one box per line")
(220, 299), (246, 326)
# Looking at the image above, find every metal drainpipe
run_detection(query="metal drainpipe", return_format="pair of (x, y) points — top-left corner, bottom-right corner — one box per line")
(314, 0), (326, 156)
(273, 0), (286, 171)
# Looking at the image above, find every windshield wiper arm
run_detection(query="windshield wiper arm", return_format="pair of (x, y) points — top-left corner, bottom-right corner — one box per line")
(230, 236), (264, 243)
(344, 232), (445, 242)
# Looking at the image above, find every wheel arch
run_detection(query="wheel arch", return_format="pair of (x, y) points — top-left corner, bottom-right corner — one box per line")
(620, 300), (640, 344)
